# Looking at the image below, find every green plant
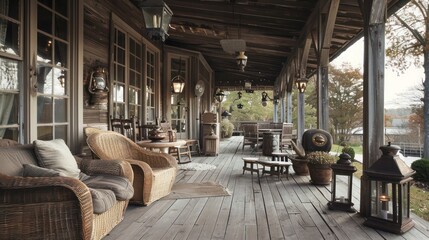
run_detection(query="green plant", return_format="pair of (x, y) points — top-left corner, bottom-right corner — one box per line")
(342, 146), (355, 161)
(220, 119), (234, 138)
(411, 159), (429, 183)
(306, 151), (336, 165)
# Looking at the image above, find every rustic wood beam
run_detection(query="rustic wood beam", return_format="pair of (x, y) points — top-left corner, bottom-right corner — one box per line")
(360, 0), (387, 218)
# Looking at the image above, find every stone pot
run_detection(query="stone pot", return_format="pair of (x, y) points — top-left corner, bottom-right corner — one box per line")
(290, 155), (309, 176)
(148, 126), (165, 142)
(308, 163), (332, 185)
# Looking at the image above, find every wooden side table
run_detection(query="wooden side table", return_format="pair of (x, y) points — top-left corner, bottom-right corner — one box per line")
(257, 160), (292, 180)
(242, 157), (260, 177)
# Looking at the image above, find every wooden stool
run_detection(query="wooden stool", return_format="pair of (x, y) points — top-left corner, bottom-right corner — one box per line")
(242, 157), (260, 177)
(257, 160), (292, 180)
(271, 152), (289, 162)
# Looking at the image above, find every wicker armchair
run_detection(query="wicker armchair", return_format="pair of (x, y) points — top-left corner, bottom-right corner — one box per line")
(0, 144), (134, 240)
(87, 131), (178, 205)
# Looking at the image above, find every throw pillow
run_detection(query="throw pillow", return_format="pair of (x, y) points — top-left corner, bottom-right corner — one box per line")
(23, 164), (66, 177)
(33, 139), (81, 179)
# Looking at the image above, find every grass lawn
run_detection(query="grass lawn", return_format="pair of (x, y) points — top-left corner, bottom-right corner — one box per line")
(352, 161), (429, 221)
(332, 144), (362, 155)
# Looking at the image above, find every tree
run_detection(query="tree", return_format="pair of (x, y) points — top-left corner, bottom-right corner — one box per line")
(385, 0), (429, 157)
(222, 90), (273, 123)
(328, 64), (363, 143)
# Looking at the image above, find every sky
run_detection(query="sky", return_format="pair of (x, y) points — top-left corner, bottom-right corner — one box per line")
(331, 38), (424, 109)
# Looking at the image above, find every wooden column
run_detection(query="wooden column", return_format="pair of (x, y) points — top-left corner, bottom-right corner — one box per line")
(317, 65), (329, 130)
(316, 0), (339, 131)
(361, 0), (386, 217)
(297, 92), (305, 143)
(287, 92), (293, 123)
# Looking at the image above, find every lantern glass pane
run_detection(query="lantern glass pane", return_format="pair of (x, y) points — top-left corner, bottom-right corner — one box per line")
(161, 8), (172, 33)
(370, 181), (394, 221)
(334, 174), (350, 203)
(142, 7), (163, 28)
(402, 183), (409, 220)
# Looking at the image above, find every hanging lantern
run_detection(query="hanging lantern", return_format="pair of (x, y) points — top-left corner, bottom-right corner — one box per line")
(135, 0), (173, 42)
(363, 142), (415, 234)
(236, 51), (247, 72)
(295, 77), (308, 93)
(215, 89), (225, 103)
(328, 153), (357, 212)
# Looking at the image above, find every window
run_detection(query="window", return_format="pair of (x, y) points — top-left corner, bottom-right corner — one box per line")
(111, 15), (159, 124)
(0, 0), (22, 141)
(36, 0), (70, 140)
(146, 49), (155, 124)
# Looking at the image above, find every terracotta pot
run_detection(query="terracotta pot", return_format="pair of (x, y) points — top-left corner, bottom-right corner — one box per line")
(308, 163), (332, 185)
(290, 156), (309, 176)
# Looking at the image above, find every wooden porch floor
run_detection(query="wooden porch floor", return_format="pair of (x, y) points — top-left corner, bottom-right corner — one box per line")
(104, 136), (429, 240)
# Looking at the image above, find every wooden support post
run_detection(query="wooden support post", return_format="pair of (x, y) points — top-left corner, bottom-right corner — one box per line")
(297, 92), (305, 143)
(361, 0), (386, 217)
(287, 92), (293, 123)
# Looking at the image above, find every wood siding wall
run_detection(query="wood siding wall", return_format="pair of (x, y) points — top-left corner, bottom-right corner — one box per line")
(82, 0), (150, 125)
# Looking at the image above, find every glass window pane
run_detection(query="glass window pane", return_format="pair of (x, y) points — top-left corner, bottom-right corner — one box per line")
(39, 0), (53, 9)
(0, 58), (19, 90)
(0, 20), (20, 56)
(113, 83), (124, 103)
(55, 0), (68, 17)
(0, 127), (19, 141)
(55, 125), (67, 140)
(54, 97), (66, 122)
(54, 40), (67, 67)
(53, 68), (66, 95)
(117, 31), (125, 47)
(37, 34), (53, 63)
(38, 5), (52, 34)
(117, 48), (125, 64)
(2, 0), (20, 20)
(37, 126), (53, 140)
(0, 92), (19, 125)
(117, 65), (124, 83)
(55, 14), (68, 40)
(36, 66), (52, 94)
(37, 96), (53, 123)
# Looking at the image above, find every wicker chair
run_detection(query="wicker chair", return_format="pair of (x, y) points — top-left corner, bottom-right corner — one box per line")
(0, 144), (134, 240)
(87, 131), (177, 205)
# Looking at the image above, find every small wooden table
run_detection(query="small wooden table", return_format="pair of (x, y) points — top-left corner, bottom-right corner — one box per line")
(137, 140), (186, 154)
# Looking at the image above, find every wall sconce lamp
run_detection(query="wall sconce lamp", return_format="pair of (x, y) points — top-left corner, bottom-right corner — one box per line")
(295, 77), (308, 93)
(136, 0), (173, 42)
(215, 89), (225, 103)
(236, 51), (247, 72)
(171, 58), (185, 94)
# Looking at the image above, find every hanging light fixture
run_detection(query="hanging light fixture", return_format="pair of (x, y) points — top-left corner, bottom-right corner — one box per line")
(215, 89), (225, 103)
(295, 77), (308, 93)
(135, 0), (173, 42)
(261, 91), (272, 107)
(236, 51), (247, 72)
(171, 58), (185, 94)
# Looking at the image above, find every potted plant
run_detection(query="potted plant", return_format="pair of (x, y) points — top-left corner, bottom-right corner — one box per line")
(220, 119), (234, 138)
(289, 141), (310, 175)
(306, 151), (336, 185)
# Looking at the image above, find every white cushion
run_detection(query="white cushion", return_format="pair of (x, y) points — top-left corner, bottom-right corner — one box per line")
(33, 139), (81, 179)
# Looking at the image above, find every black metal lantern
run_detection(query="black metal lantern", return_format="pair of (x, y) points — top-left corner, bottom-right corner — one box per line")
(136, 0), (173, 42)
(215, 89), (225, 103)
(328, 153), (357, 212)
(363, 143), (415, 234)
(295, 77), (308, 93)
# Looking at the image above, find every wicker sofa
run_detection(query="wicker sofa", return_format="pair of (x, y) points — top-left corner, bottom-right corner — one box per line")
(0, 143), (134, 240)
(87, 131), (178, 205)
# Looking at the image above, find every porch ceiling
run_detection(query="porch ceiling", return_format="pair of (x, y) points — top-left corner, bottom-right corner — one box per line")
(139, 0), (409, 90)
